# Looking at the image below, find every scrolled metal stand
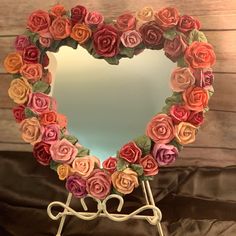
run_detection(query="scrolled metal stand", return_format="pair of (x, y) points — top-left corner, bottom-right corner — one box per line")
(47, 180), (164, 236)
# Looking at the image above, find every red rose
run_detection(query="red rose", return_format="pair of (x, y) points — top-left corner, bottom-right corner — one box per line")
(139, 21), (164, 49)
(42, 53), (49, 67)
(139, 155), (159, 176)
(169, 104), (191, 125)
(187, 111), (204, 126)
(177, 15), (201, 33)
(115, 13), (136, 31)
(71, 5), (87, 25)
(93, 25), (120, 58)
(33, 141), (52, 166)
(193, 68), (214, 88)
(23, 45), (40, 64)
(102, 157), (118, 174)
(119, 141), (142, 163)
(12, 105), (26, 123)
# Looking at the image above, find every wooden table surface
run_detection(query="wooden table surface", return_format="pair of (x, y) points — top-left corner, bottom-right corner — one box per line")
(0, 0), (236, 167)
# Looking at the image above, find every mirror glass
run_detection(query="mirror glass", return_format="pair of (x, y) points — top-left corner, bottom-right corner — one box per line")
(49, 47), (175, 161)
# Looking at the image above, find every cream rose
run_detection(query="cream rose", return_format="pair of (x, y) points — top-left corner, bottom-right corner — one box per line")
(57, 164), (72, 180)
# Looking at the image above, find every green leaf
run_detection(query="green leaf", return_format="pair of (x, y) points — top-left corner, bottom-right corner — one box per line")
(130, 164), (143, 176)
(24, 107), (38, 118)
(77, 147), (90, 157)
(12, 73), (21, 79)
(65, 37), (78, 49)
(165, 92), (183, 106)
(50, 160), (60, 172)
(48, 40), (62, 53)
(83, 39), (94, 54)
(140, 175), (154, 181)
(62, 135), (78, 145)
(169, 139), (183, 151)
(134, 135), (152, 156)
(161, 104), (172, 114)
(188, 29), (208, 44)
(33, 81), (51, 93)
(112, 187), (124, 196)
(104, 56), (120, 65)
(120, 47), (135, 58)
(177, 57), (187, 67)
(163, 28), (178, 40)
(117, 158), (128, 171)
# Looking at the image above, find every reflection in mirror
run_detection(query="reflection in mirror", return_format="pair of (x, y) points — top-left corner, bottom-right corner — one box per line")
(48, 47), (175, 161)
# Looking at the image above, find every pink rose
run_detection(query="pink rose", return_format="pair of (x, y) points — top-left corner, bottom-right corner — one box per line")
(115, 13), (136, 31)
(12, 105), (26, 123)
(177, 15), (201, 33)
(50, 138), (78, 164)
(146, 114), (175, 144)
(71, 5), (87, 25)
(119, 141), (142, 163)
(170, 67), (195, 92)
(164, 35), (188, 62)
(23, 45), (40, 64)
(139, 155), (159, 176)
(14, 35), (30, 51)
(50, 17), (71, 40)
(102, 157), (117, 174)
(41, 124), (60, 144)
(187, 111), (204, 126)
(169, 105), (191, 125)
(39, 36), (53, 48)
(20, 63), (43, 82)
(121, 30), (142, 48)
(86, 169), (111, 199)
(193, 68), (214, 88)
(85, 11), (104, 27)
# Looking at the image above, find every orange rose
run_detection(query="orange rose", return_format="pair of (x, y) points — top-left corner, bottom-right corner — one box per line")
(50, 16), (71, 40)
(111, 168), (139, 195)
(50, 4), (66, 17)
(40, 111), (57, 125)
(4, 52), (23, 74)
(70, 23), (92, 44)
(20, 63), (43, 82)
(183, 86), (209, 112)
(57, 164), (71, 180)
(175, 122), (197, 145)
(184, 41), (216, 69)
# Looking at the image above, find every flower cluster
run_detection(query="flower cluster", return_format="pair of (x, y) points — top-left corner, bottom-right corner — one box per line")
(4, 4), (215, 199)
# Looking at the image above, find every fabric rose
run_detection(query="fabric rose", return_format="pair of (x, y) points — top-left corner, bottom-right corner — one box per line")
(93, 25), (120, 58)
(102, 157), (117, 174)
(50, 138), (78, 164)
(49, 16), (71, 40)
(70, 23), (92, 44)
(57, 113), (67, 128)
(175, 122), (198, 145)
(115, 13), (136, 31)
(136, 6), (154, 22)
(187, 111), (204, 126)
(28, 92), (57, 114)
(27, 10), (51, 34)
(170, 67), (195, 92)
(14, 35), (30, 51)
(146, 114), (175, 144)
(40, 111), (57, 126)
(39, 36), (53, 48)
(193, 68), (214, 88)
(20, 63), (43, 82)
(119, 141), (142, 163)
(8, 78), (32, 104)
(41, 124), (60, 144)
(120, 30), (142, 48)
(177, 15), (201, 33)
(169, 104), (191, 125)
(111, 168), (139, 195)
(50, 4), (66, 17)
(4, 52), (23, 74)
(41, 71), (52, 84)
(57, 164), (71, 180)
(155, 7), (179, 30)
(72, 156), (100, 178)
(33, 141), (51, 166)
(164, 35), (188, 62)
(86, 169), (111, 199)
(66, 175), (87, 198)
(22, 45), (40, 64)
(20, 117), (42, 145)
(85, 11), (104, 27)
(139, 155), (159, 176)
(12, 105), (26, 123)
(184, 41), (216, 69)
(139, 21), (164, 49)
(152, 144), (179, 166)
(183, 86), (209, 112)
(71, 5), (87, 25)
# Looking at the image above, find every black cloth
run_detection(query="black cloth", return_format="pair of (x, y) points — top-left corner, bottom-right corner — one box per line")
(0, 151), (236, 236)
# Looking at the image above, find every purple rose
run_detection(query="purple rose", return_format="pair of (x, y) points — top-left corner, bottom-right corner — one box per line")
(86, 169), (111, 199)
(41, 124), (60, 144)
(193, 68), (214, 88)
(66, 175), (87, 198)
(14, 35), (30, 51)
(152, 144), (178, 166)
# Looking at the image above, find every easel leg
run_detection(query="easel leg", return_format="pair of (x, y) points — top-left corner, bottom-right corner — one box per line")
(56, 193), (73, 236)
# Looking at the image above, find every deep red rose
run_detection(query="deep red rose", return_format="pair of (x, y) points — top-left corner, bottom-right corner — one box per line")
(139, 21), (164, 49)
(14, 35), (30, 51)
(93, 24), (120, 58)
(187, 111), (204, 126)
(23, 45), (40, 64)
(102, 157), (118, 174)
(42, 53), (49, 67)
(177, 15), (201, 33)
(193, 68), (214, 88)
(71, 5), (87, 25)
(119, 141), (142, 163)
(169, 104), (191, 125)
(33, 141), (52, 166)
(12, 105), (26, 123)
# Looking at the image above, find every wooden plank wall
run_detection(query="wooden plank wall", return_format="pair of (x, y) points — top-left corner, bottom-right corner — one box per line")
(0, 0), (236, 167)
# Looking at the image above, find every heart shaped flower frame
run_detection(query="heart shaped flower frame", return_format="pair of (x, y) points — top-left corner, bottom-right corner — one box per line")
(4, 4), (216, 200)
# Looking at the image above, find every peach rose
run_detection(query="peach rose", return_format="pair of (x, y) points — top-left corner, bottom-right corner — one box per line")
(20, 63), (43, 82)
(111, 168), (139, 195)
(50, 16), (71, 40)
(136, 6), (154, 22)
(4, 52), (23, 74)
(20, 117), (42, 145)
(8, 78), (32, 105)
(184, 42), (216, 69)
(146, 114), (175, 144)
(57, 113), (67, 128)
(70, 23), (92, 44)
(50, 4), (66, 17)
(170, 67), (195, 92)
(72, 156), (100, 179)
(57, 164), (72, 180)
(183, 86), (209, 112)
(175, 122), (198, 145)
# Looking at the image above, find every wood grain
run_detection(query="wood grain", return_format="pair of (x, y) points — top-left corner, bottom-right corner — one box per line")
(0, 142), (32, 152)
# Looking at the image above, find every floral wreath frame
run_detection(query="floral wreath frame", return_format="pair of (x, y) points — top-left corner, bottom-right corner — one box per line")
(4, 4), (216, 200)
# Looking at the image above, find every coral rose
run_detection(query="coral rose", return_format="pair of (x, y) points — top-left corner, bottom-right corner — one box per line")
(40, 111), (57, 126)
(50, 4), (66, 17)
(115, 13), (136, 31)
(102, 157), (117, 174)
(70, 23), (92, 44)
(50, 16), (71, 40)
(4, 52), (23, 74)
(169, 104), (191, 125)
(119, 141), (142, 163)
(177, 15), (201, 33)
(20, 63), (43, 82)
(139, 155), (159, 176)
(85, 11), (104, 26)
